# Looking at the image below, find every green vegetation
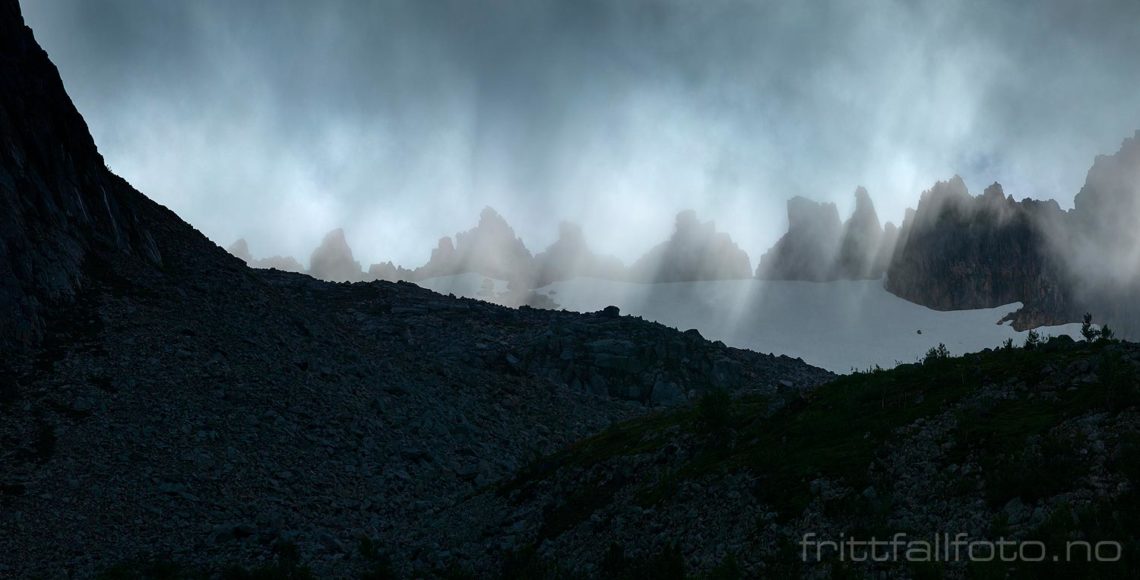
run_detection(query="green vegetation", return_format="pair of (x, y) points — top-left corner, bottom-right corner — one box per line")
(1081, 312), (1117, 344)
(1024, 329), (1041, 349)
(1081, 313), (1098, 342)
(923, 343), (951, 364)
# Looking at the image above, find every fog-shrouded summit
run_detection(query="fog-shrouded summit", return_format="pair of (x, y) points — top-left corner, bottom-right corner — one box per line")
(757, 188), (894, 282)
(757, 197), (842, 281)
(1060, 130), (1140, 331)
(835, 186), (886, 280)
(628, 210), (752, 283)
(415, 207), (534, 284)
(226, 238), (306, 273)
(309, 227), (364, 283)
(532, 221), (625, 287)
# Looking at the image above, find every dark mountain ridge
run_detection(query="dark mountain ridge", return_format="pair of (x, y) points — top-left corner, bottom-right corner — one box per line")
(885, 178), (1077, 329)
(0, 5), (162, 353)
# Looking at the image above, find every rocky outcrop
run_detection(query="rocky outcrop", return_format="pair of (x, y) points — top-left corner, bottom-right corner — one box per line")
(874, 220), (900, 277)
(834, 187), (887, 279)
(630, 210), (752, 282)
(532, 222), (625, 287)
(0, 3), (162, 352)
(309, 228), (364, 282)
(757, 197), (842, 281)
(884, 178), (1075, 328)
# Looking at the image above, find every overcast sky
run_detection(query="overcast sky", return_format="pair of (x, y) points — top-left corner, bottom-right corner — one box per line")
(22, 0), (1140, 268)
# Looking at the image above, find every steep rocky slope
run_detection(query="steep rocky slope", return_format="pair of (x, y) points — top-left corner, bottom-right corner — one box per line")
(0, 2), (161, 353)
(0, 2), (832, 576)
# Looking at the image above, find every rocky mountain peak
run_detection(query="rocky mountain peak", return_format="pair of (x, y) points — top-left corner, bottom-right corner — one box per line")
(309, 228), (363, 282)
(757, 196), (842, 281)
(226, 238), (253, 263)
(532, 221), (625, 287)
(631, 210), (752, 282)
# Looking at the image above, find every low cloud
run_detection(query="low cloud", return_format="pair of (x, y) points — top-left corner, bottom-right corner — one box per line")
(21, 0), (1140, 268)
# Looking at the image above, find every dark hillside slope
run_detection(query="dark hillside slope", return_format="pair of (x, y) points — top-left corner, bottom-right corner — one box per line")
(0, 1), (831, 576)
(442, 338), (1140, 578)
(0, 1), (163, 351)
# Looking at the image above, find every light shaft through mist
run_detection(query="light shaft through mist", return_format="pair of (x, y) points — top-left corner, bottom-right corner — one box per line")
(20, 0), (1140, 268)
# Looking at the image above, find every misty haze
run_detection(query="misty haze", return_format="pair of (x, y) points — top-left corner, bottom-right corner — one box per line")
(3, 0), (1140, 577)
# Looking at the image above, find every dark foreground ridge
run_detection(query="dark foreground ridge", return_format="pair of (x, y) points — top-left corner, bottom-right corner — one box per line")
(0, 1), (831, 577)
(462, 337), (1140, 578)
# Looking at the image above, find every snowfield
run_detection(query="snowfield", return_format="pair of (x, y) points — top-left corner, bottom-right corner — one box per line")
(418, 275), (1083, 373)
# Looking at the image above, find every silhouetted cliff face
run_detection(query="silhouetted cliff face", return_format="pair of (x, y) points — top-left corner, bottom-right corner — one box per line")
(759, 188), (893, 282)
(532, 222), (625, 287)
(0, 4), (164, 351)
(630, 210), (753, 282)
(874, 221), (899, 278)
(884, 178), (1076, 328)
(757, 197), (840, 281)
